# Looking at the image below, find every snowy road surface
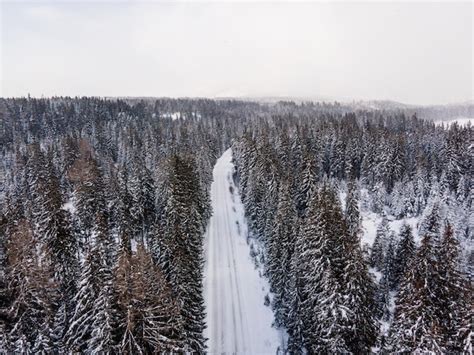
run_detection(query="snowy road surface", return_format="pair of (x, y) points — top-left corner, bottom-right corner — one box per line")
(203, 149), (282, 354)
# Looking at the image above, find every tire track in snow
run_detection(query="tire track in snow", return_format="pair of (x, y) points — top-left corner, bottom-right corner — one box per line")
(223, 178), (243, 353)
(223, 175), (239, 353)
(225, 174), (247, 351)
(203, 148), (282, 355)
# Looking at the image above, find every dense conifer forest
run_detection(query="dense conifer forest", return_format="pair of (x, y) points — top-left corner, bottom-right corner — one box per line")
(0, 97), (472, 353)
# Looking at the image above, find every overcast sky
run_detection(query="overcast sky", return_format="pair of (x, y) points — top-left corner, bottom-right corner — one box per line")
(1, 1), (472, 105)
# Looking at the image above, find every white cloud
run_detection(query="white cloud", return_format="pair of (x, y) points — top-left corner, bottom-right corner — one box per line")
(1, 1), (472, 104)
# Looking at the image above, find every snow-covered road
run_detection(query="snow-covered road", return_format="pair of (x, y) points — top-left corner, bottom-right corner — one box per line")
(203, 149), (282, 354)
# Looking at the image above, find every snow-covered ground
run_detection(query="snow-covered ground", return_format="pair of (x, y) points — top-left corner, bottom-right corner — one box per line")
(203, 149), (283, 354)
(361, 211), (420, 247)
(434, 117), (473, 127)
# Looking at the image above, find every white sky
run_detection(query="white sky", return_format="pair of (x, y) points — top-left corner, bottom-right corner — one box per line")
(1, 1), (472, 105)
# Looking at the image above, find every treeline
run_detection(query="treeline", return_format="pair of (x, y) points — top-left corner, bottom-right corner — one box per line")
(232, 113), (472, 353)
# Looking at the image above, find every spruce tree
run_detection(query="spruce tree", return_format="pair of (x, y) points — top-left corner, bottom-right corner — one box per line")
(343, 180), (377, 353)
(115, 244), (184, 353)
(436, 222), (471, 352)
(286, 225), (305, 354)
(65, 246), (110, 352)
(370, 216), (390, 270)
(376, 239), (395, 321)
(392, 223), (416, 290)
(388, 233), (444, 353)
(268, 181), (297, 328)
(300, 185), (350, 353)
(345, 179), (361, 239)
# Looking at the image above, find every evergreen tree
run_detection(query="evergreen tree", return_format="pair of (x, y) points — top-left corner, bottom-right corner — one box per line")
(376, 239), (395, 321)
(5, 219), (57, 351)
(370, 216), (390, 270)
(157, 155), (206, 352)
(268, 181), (297, 328)
(129, 156), (156, 243)
(296, 154), (317, 217)
(392, 223), (416, 290)
(342, 226), (378, 352)
(65, 246), (112, 352)
(115, 245), (184, 353)
(436, 222), (471, 352)
(345, 178), (362, 239)
(299, 185), (350, 353)
(286, 225), (305, 354)
(388, 233), (444, 353)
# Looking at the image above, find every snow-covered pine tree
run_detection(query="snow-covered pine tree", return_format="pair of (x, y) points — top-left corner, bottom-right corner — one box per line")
(87, 219), (116, 354)
(286, 224), (305, 354)
(457, 305), (473, 354)
(345, 178), (361, 239)
(370, 215), (390, 270)
(115, 244), (185, 353)
(296, 153), (317, 218)
(388, 233), (444, 353)
(64, 245), (111, 352)
(342, 180), (377, 353)
(376, 239), (395, 321)
(116, 168), (134, 253)
(38, 151), (80, 337)
(435, 222), (471, 352)
(129, 155), (156, 244)
(392, 223), (416, 290)
(300, 185), (351, 353)
(371, 181), (387, 214)
(158, 154), (206, 352)
(268, 181), (298, 328)
(5, 219), (57, 352)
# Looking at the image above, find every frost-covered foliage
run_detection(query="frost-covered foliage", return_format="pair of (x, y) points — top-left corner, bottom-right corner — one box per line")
(232, 109), (472, 353)
(0, 97), (218, 353)
(0, 97), (471, 353)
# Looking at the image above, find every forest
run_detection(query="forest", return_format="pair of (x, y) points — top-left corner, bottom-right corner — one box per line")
(0, 97), (472, 354)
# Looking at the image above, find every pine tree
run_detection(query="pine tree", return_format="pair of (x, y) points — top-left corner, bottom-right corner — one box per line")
(343, 179), (377, 353)
(115, 245), (184, 353)
(72, 152), (108, 246)
(157, 154), (206, 352)
(435, 222), (471, 352)
(299, 185), (350, 353)
(129, 156), (156, 243)
(65, 246), (109, 352)
(311, 270), (350, 353)
(371, 181), (387, 214)
(286, 225), (305, 354)
(370, 216), (390, 270)
(268, 181), (298, 328)
(296, 154), (317, 217)
(38, 152), (80, 342)
(32, 322), (54, 354)
(88, 282), (115, 354)
(422, 200), (442, 236)
(457, 305), (473, 354)
(376, 239), (395, 321)
(5, 219), (57, 351)
(116, 168), (134, 253)
(388, 233), (444, 353)
(392, 223), (416, 290)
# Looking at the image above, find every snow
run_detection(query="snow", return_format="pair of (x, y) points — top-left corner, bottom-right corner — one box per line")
(62, 200), (76, 215)
(203, 148), (283, 354)
(161, 111), (201, 120)
(361, 211), (420, 247)
(434, 117), (473, 127)
(161, 112), (182, 120)
(369, 268), (382, 283)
